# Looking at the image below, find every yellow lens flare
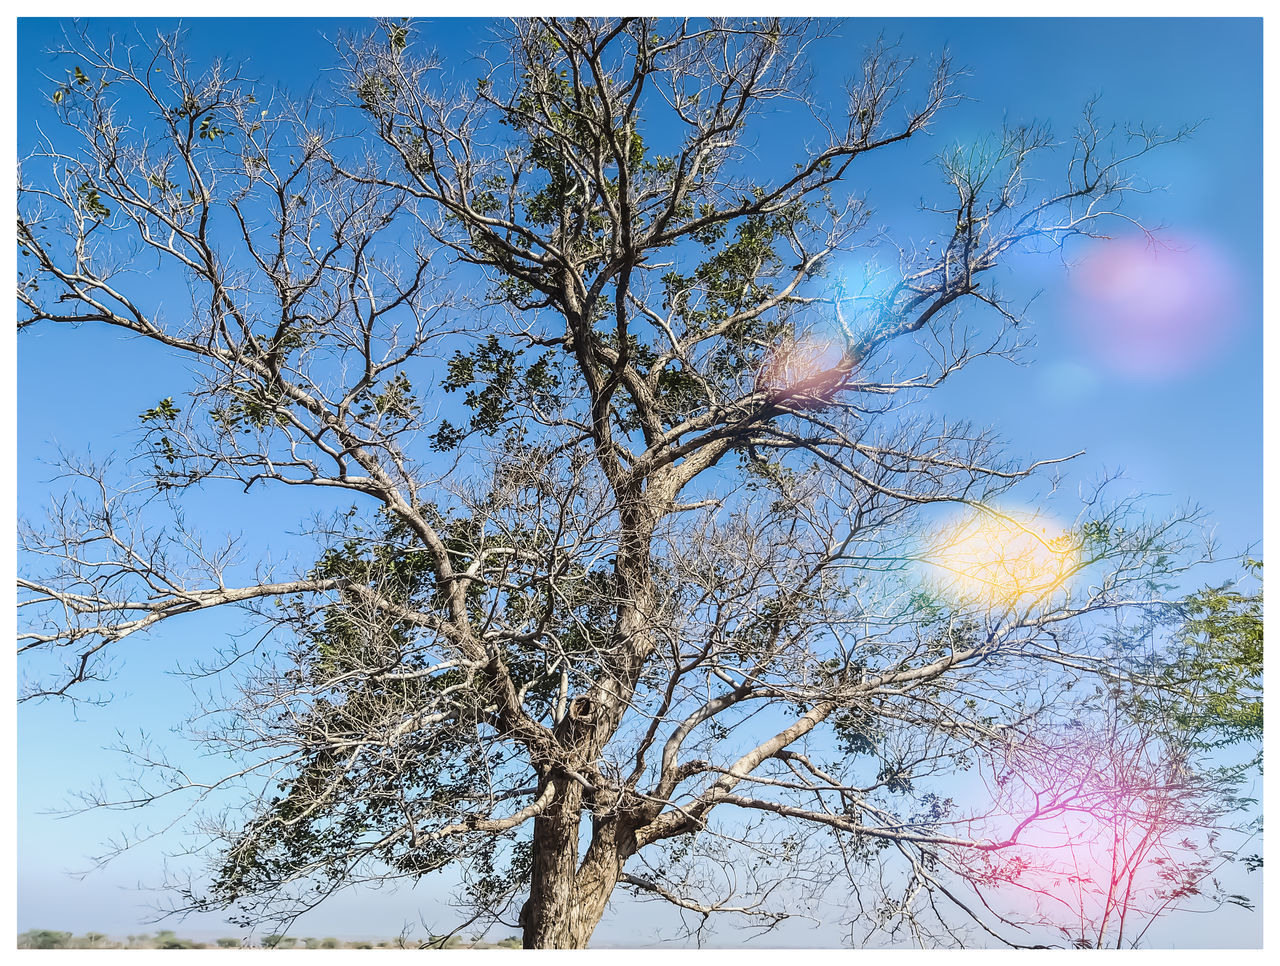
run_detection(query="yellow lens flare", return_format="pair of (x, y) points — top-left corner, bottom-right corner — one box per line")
(924, 507), (1080, 611)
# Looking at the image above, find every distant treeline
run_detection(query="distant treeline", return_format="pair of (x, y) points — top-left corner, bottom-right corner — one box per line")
(18, 929), (524, 950)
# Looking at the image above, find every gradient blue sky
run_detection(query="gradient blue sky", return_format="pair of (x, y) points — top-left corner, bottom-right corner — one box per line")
(14, 16), (1263, 947)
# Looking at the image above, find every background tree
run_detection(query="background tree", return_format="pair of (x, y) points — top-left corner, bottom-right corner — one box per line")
(1133, 561), (1263, 750)
(18, 18), (1217, 948)
(924, 562), (1262, 949)
(152, 928), (197, 949)
(17, 929), (73, 950)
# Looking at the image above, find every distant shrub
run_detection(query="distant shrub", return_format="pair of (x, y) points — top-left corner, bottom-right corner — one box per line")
(154, 930), (195, 949)
(18, 929), (72, 949)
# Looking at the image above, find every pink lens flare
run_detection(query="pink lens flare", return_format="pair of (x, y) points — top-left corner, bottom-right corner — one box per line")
(1067, 236), (1240, 379)
(760, 332), (848, 395)
(954, 721), (1223, 947)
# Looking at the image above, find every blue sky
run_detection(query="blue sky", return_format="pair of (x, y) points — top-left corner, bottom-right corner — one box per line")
(14, 17), (1263, 946)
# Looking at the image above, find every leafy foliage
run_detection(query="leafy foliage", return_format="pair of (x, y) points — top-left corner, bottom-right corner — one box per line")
(1126, 562), (1263, 749)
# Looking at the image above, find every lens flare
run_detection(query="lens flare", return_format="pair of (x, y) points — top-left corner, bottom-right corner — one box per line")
(959, 721), (1211, 947)
(1068, 236), (1239, 379)
(824, 259), (896, 346)
(759, 261), (889, 396)
(924, 507), (1080, 611)
(761, 332), (845, 394)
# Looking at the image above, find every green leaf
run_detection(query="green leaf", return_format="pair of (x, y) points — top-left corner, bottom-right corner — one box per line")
(139, 397), (181, 423)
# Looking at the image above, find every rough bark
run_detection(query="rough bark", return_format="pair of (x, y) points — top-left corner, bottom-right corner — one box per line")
(521, 781), (590, 948)
(520, 777), (638, 948)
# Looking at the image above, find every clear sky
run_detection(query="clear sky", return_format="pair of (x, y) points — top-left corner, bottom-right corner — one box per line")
(13, 15), (1263, 948)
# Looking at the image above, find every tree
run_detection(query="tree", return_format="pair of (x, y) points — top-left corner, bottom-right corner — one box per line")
(18, 17), (1212, 948)
(18, 930), (73, 950)
(926, 562), (1262, 949)
(153, 929), (196, 949)
(1134, 561), (1263, 749)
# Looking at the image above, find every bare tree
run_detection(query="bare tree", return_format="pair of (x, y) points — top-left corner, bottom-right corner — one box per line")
(18, 18), (1212, 948)
(950, 682), (1259, 948)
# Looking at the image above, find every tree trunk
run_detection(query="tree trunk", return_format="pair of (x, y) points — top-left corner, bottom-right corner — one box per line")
(520, 780), (632, 949)
(522, 782), (593, 949)
(520, 496), (653, 949)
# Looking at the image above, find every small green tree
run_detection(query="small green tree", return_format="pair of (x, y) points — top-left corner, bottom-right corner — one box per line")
(1140, 561), (1263, 748)
(18, 930), (72, 950)
(216, 937), (242, 948)
(153, 929), (195, 949)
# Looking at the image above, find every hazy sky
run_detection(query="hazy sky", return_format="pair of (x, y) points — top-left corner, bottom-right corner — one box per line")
(14, 16), (1263, 947)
